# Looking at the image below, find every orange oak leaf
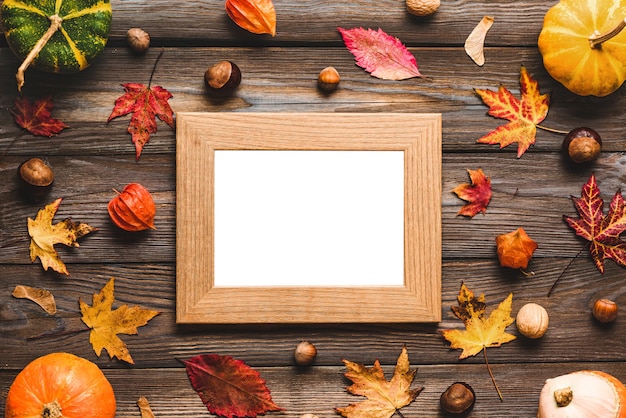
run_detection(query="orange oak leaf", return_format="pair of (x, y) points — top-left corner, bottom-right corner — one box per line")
(181, 354), (283, 418)
(453, 168), (492, 217)
(338, 27), (424, 80)
(496, 227), (538, 270)
(564, 174), (626, 273)
(79, 277), (159, 364)
(108, 83), (174, 160)
(225, 0), (276, 36)
(28, 198), (96, 276)
(475, 65), (549, 158)
(336, 346), (422, 418)
(441, 283), (515, 399)
(11, 96), (68, 137)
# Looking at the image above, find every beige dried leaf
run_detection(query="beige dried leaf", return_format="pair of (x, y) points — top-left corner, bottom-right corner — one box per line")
(138, 396), (156, 418)
(12, 285), (57, 315)
(465, 16), (495, 66)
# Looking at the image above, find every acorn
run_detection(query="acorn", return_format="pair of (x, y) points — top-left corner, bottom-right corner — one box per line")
(17, 157), (54, 201)
(204, 61), (241, 95)
(562, 127), (602, 164)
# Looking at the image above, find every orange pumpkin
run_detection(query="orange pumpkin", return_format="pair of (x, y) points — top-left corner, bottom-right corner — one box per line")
(4, 352), (116, 418)
(538, 0), (626, 97)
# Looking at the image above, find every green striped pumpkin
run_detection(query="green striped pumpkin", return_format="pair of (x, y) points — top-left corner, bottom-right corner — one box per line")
(0, 0), (112, 90)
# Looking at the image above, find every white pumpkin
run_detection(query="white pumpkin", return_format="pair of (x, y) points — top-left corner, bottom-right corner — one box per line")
(537, 370), (626, 418)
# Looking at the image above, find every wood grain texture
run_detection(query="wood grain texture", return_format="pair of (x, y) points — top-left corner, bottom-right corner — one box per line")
(2, 0), (626, 416)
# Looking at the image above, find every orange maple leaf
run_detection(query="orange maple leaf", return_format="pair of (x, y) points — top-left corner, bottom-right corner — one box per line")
(28, 198), (96, 276)
(453, 168), (492, 217)
(336, 346), (422, 418)
(475, 65), (549, 158)
(496, 227), (538, 270)
(108, 82), (174, 161)
(441, 283), (515, 399)
(80, 277), (159, 364)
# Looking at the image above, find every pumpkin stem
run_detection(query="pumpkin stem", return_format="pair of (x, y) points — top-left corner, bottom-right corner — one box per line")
(41, 400), (63, 418)
(553, 386), (573, 408)
(16, 14), (63, 92)
(589, 18), (626, 49)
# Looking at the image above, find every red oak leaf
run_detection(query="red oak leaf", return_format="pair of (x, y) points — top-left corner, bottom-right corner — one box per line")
(108, 83), (174, 160)
(181, 354), (283, 418)
(453, 168), (492, 217)
(475, 65), (549, 158)
(11, 96), (68, 137)
(564, 174), (626, 273)
(338, 27), (423, 80)
(496, 227), (538, 270)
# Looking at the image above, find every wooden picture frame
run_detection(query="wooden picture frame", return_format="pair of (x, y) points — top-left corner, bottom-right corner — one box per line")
(176, 112), (442, 323)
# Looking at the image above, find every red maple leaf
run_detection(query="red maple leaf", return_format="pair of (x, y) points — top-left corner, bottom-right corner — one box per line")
(11, 96), (68, 137)
(475, 65), (549, 158)
(564, 174), (626, 273)
(181, 354), (283, 418)
(452, 168), (492, 217)
(108, 83), (174, 160)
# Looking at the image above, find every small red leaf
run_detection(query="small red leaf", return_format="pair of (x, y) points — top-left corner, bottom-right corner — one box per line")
(182, 354), (283, 418)
(338, 27), (423, 80)
(11, 96), (68, 137)
(108, 83), (174, 160)
(564, 174), (626, 273)
(452, 168), (492, 217)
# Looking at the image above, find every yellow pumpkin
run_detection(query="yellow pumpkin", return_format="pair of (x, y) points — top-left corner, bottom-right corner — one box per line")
(538, 0), (626, 97)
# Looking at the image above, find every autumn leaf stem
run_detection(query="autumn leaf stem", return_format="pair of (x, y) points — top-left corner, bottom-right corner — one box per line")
(148, 50), (165, 88)
(536, 124), (569, 135)
(395, 410), (405, 418)
(484, 349), (503, 401)
(547, 246), (587, 297)
(0, 131), (25, 162)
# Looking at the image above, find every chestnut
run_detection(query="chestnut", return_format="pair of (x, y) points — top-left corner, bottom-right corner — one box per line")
(17, 157), (54, 200)
(592, 298), (618, 323)
(440, 382), (475, 415)
(204, 61), (241, 95)
(562, 127), (602, 164)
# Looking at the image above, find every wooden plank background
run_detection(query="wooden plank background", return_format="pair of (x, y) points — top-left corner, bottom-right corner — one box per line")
(2, 0), (626, 416)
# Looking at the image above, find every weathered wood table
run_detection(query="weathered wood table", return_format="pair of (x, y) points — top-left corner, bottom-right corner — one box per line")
(2, 0), (626, 416)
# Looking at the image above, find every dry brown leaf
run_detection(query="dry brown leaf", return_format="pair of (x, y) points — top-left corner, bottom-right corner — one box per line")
(465, 16), (494, 66)
(137, 396), (156, 418)
(12, 285), (57, 315)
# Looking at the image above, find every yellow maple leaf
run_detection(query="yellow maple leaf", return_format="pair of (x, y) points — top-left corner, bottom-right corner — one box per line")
(28, 198), (96, 275)
(336, 346), (422, 418)
(80, 278), (159, 364)
(441, 282), (515, 399)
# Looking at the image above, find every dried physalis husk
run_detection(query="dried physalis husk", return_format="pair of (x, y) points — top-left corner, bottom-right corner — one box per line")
(12, 285), (57, 315)
(225, 0), (276, 36)
(137, 396), (156, 418)
(465, 16), (495, 66)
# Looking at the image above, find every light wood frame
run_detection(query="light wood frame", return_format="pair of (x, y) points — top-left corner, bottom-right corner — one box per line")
(176, 112), (442, 324)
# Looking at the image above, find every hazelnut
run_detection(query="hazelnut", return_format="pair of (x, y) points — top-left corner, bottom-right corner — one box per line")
(592, 298), (618, 323)
(562, 127), (602, 164)
(204, 61), (241, 94)
(17, 157), (54, 200)
(294, 341), (317, 366)
(126, 28), (150, 54)
(406, 0), (440, 16)
(516, 302), (549, 339)
(440, 382), (475, 415)
(318, 67), (340, 91)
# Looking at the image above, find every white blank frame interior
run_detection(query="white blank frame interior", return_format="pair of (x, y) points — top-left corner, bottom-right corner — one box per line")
(176, 112), (442, 324)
